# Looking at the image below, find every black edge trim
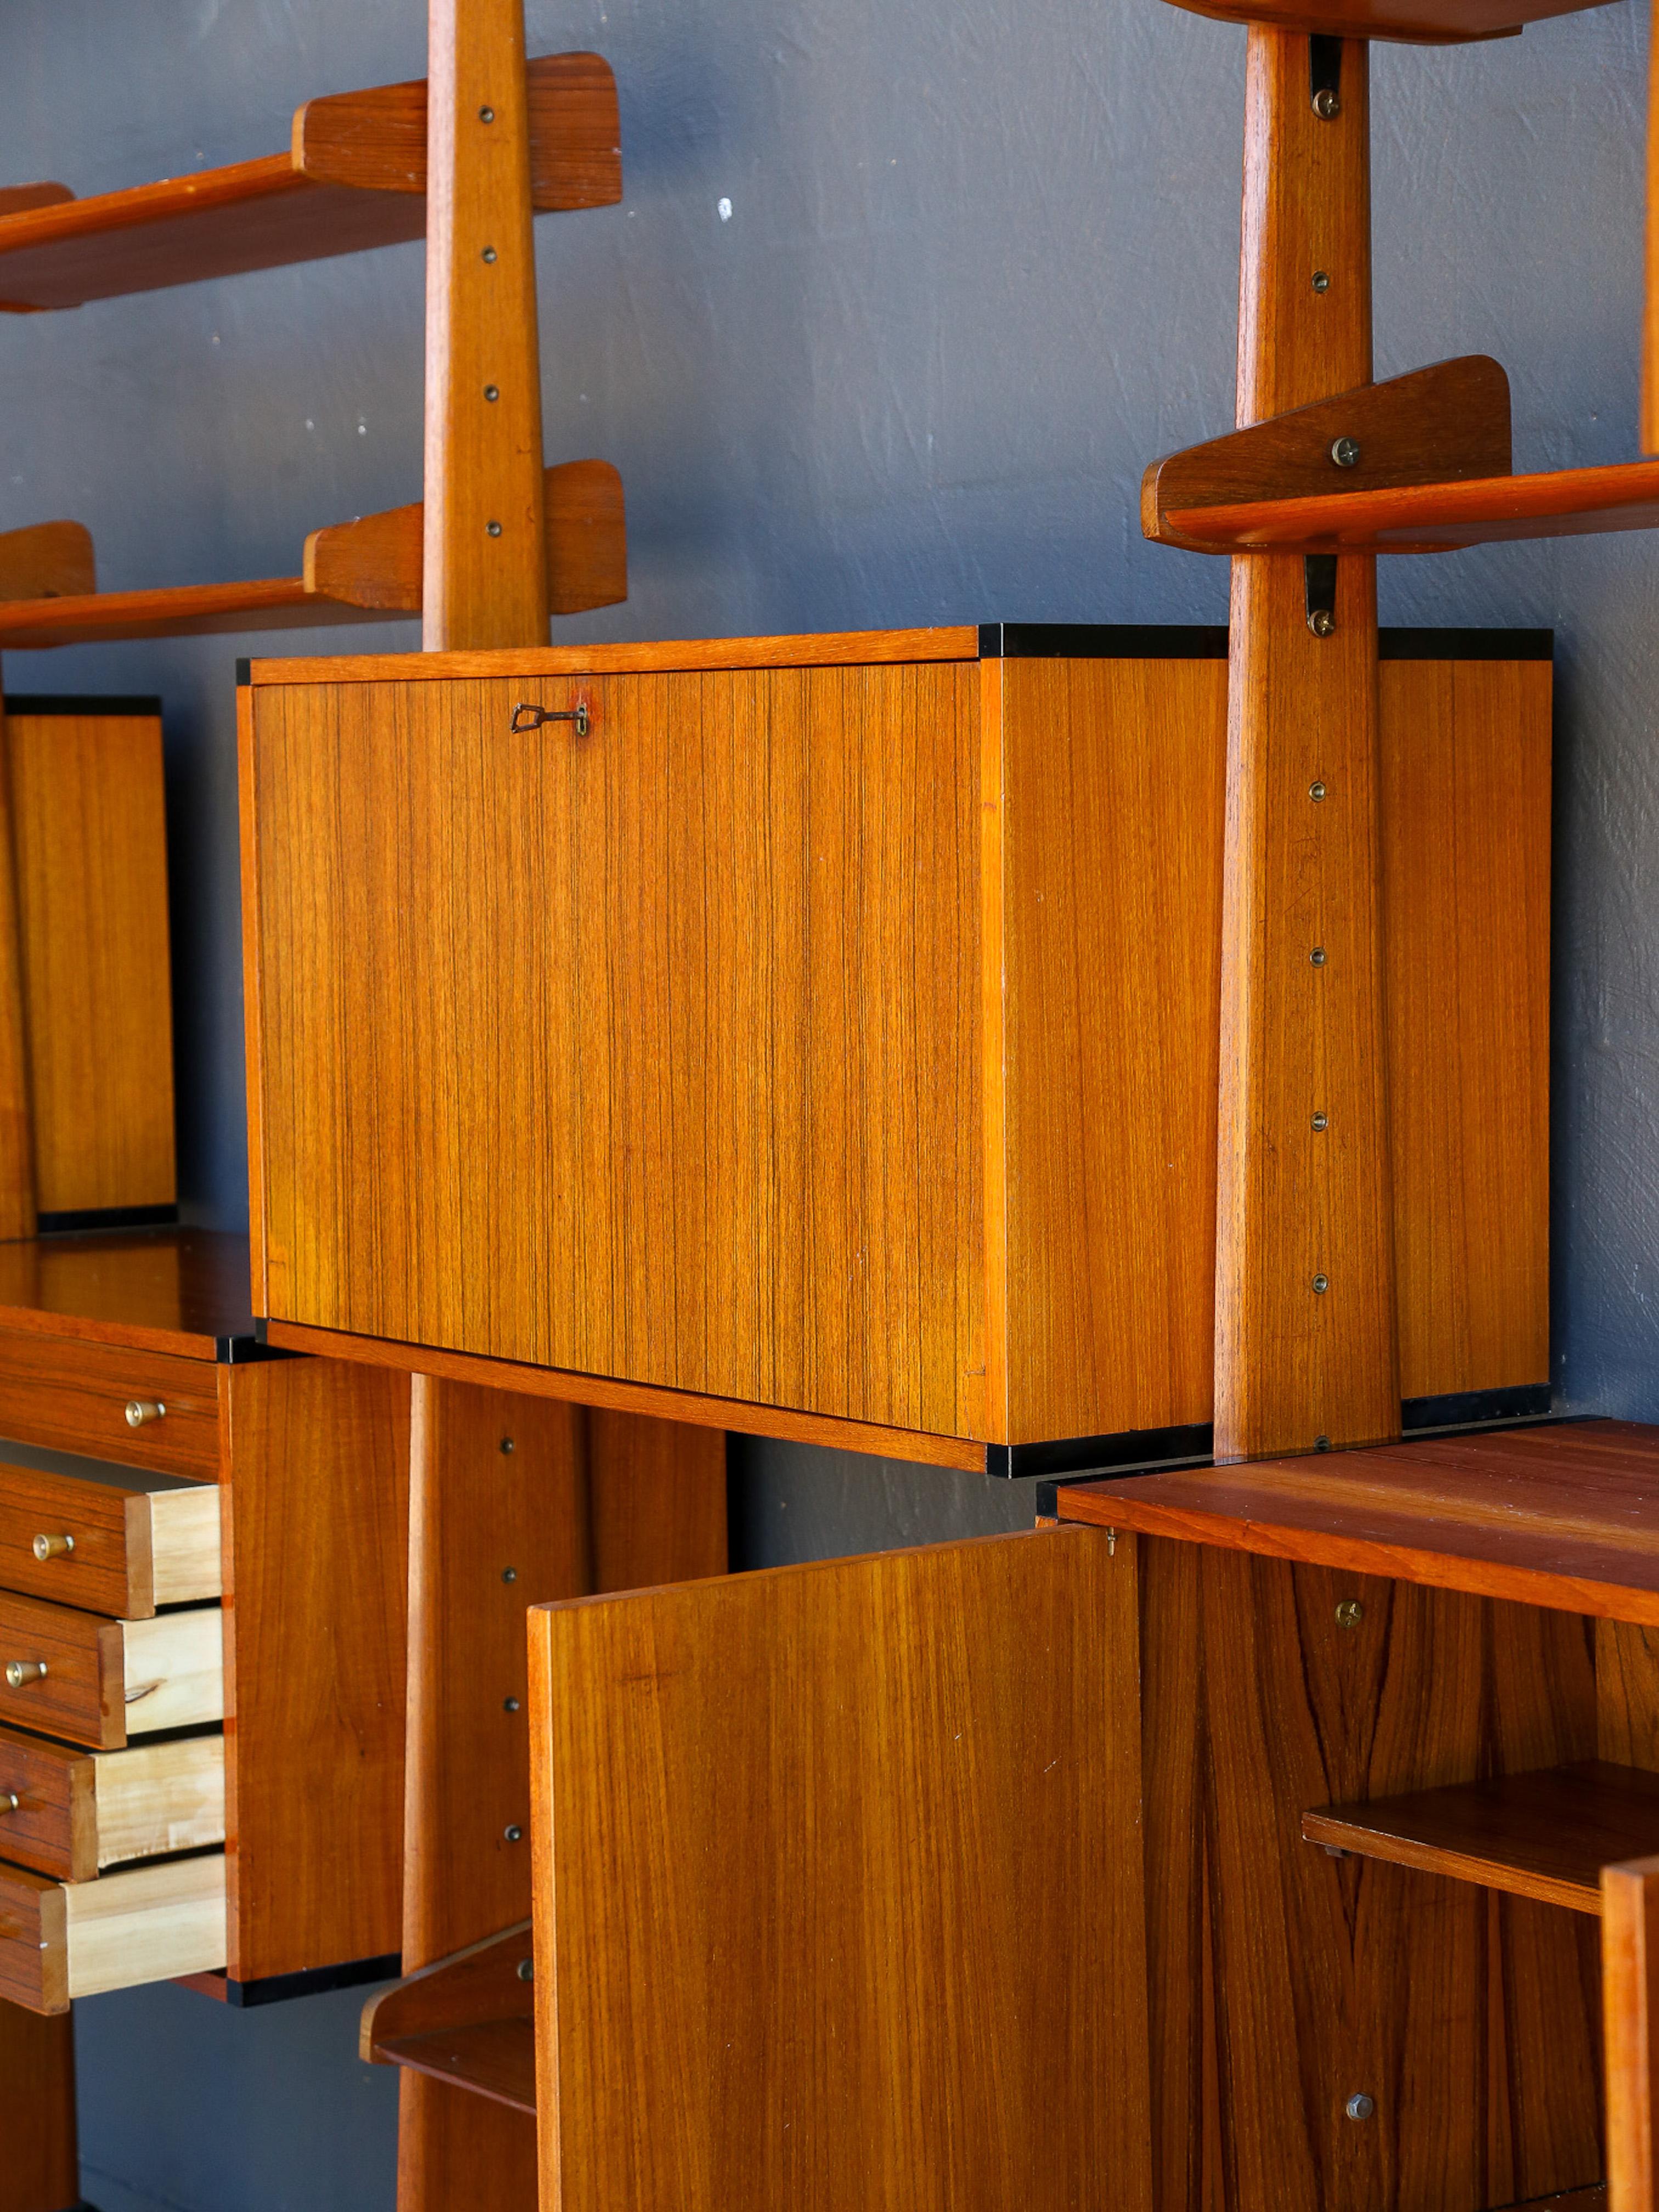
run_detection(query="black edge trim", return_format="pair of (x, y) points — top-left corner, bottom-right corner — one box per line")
(217, 1333), (300, 1364)
(1378, 628), (1553, 662)
(2, 695), (164, 716)
(975, 624), (1554, 662)
(1402, 1383), (1552, 1430)
(38, 1204), (178, 1236)
(235, 658), (252, 686)
(225, 1953), (402, 2008)
(1309, 33), (1342, 105)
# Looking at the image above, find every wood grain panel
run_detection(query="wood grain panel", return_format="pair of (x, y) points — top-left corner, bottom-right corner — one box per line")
(0, 1461), (218, 1617)
(1062, 1422), (1659, 1626)
(0, 1332), (218, 1477)
(1217, 32), (1398, 1461)
(221, 1357), (409, 1982)
(1380, 657), (1550, 1396)
(0, 678), (35, 1245)
(0, 519), (94, 600)
(530, 1527), (1147, 2211)
(1139, 1534), (1602, 2212)
(0, 1587), (124, 1747)
(588, 1409), (727, 1593)
(0, 1863), (66, 2012)
(247, 627), (981, 685)
(8, 706), (175, 1215)
(251, 664), (983, 1438)
(0, 2002), (76, 2212)
(363, 1922), (534, 2113)
(997, 656), (1223, 1443)
(0, 1228), (251, 1359)
(1605, 1858), (1659, 2212)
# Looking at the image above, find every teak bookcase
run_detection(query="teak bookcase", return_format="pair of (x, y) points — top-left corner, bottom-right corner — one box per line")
(310, 7), (1659, 2212)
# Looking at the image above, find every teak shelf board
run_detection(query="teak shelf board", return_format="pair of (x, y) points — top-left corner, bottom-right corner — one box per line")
(0, 1229), (254, 1359)
(1057, 1421), (1659, 1624)
(0, 575), (411, 652)
(1302, 1760), (1659, 1914)
(1159, 456), (1659, 556)
(1161, 0), (1613, 41)
(0, 53), (620, 313)
(362, 1920), (535, 2117)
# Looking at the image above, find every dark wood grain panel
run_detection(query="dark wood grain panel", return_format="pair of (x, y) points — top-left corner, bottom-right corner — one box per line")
(530, 1527), (1147, 2211)
(221, 1356), (409, 1982)
(1139, 1534), (1602, 2212)
(1604, 1858), (1659, 2212)
(0, 1330), (218, 1478)
(0, 1587), (122, 1748)
(588, 1410), (727, 1593)
(0, 2003), (76, 2212)
(363, 1922), (534, 2114)
(0, 1862), (66, 2012)
(1060, 1422), (1659, 1625)
(0, 1229), (251, 1358)
(0, 1725), (92, 1882)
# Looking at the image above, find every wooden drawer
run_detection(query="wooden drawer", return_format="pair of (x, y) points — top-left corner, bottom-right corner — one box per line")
(0, 1725), (223, 1881)
(0, 1331), (219, 1480)
(0, 1460), (219, 1616)
(0, 1852), (225, 2013)
(0, 1590), (222, 1748)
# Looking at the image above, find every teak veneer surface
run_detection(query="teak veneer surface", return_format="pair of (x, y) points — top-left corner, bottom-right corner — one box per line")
(1302, 1759), (1659, 1911)
(246, 625), (984, 681)
(0, 54), (620, 313)
(1162, 457), (1659, 555)
(0, 1229), (255, 1359)
(1602, 1860), (1659, 2212)
(0, 2005), (75, 2212)
(1059, 1421), (1659, 1623)
(244, 639), (1548, 1452)
(0, 575), (412, 652)
(1164, 0), (1613, 40)
(529, 1527), (1148, 2211)
(363, 1921), (535, 2115)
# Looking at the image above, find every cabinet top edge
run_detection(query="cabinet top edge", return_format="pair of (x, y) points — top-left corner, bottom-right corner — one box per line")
(242, 622), (1555, 687)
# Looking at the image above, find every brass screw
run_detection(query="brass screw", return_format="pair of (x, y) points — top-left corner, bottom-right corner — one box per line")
(1331, 436), (1362, 469)
(500, 1438), (515, 1455)
(1313, 87), (1341, 119)
(502, 1567), (518, 1584)
(1312, 270), (1330, 293)
(1347, 2094), (1375, 2121)
(504, 1696), (521, 1713)
(482, 246), (498, 264)
(517, 1957), (534, 1982)
(1308, 608), (1335, 639)
(1309, 780), (1327, 801)
(1312, 1273), (1330, 1295)
(479, 106), (496, 122)
(487, 521), (503, 538)
(1312, 1111), (1328, 1131)
(1336, 1599), (1364, 1628)
(1310, 947), (1327, 967)
(484, 385), (499, 402)
(505, 1824), (524, 1843)
(1315, 1435), (1332, 1452)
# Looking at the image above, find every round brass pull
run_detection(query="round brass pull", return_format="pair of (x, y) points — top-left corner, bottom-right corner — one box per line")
(5, 1661), (46, 1689)
(125, 1400), (166, 1428)
(0, 1791), (16, 1814)
(31, 1533), (74, 1562)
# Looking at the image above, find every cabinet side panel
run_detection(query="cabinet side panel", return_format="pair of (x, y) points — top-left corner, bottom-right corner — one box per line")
(0, 2005), (76, 2212)
(1380, 659), (1551, 1400)
(9, 711), (176, 1215)
(1001, 657), (1226, 1444)
(223, 1356), (409, 1981)
(532, 1527), (1147, 2212)
(249, 667), (983, 1438)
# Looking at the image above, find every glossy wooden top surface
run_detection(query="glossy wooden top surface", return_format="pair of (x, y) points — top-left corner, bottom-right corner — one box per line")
(0, 1229), (255, 1359)
(1058, 1420), (1659, 1624)
(247, 627), (985, 684)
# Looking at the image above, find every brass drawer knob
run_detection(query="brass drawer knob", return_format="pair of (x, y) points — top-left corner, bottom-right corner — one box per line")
(0, 1791), (16, 1813)
(31, 1533), (74, 1562)
(4, 1660), (46, 1689)
(125, 1400), (166, 1427)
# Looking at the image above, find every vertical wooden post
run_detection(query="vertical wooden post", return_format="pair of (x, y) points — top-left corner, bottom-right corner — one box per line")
(1213, 31), (1400, 1463)
(1605, 1856), (1659, 2212)
(0, 2004), (78, 2212)
(0, 665), (39, 1243)
(423, 0), (548, 652)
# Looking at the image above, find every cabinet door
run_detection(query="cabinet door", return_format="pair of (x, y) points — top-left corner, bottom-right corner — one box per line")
(528, 1524), (1145, 2212)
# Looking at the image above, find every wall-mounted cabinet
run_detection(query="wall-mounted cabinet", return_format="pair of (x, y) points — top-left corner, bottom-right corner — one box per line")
(241, 624), (1549, 1471)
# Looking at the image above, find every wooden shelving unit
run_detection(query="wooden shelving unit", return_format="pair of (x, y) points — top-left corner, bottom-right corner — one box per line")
(362, 1922), (534, 2115)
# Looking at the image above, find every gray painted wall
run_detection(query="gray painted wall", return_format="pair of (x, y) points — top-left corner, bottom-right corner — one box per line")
(0, 0), (1649, 2201)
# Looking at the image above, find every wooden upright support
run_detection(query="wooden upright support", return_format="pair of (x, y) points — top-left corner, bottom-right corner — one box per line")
(0, 2004), (77, 2212)
(1214, 30), (1400, 1461)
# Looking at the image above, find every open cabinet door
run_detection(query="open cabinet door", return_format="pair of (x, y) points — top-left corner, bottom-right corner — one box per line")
(528, 1524), (1144, 2211)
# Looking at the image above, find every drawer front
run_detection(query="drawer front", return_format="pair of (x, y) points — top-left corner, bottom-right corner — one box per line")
(0, 1588), (120, 1747)
(0, 1725), (224, 1882)
(0, 1592), (222, 1749)
(0, 1462), (221, 1617)
(0, 1331), (220, 1479)
(0, 1852), (226, 2014)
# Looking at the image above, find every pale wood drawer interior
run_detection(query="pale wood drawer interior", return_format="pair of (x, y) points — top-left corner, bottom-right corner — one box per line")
(0, 1458), (219, 1617)
(0, 1850), (226, 2013)
(0, 1724), (223, 1881)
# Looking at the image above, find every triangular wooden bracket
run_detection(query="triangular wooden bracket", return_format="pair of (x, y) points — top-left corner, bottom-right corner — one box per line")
(1143, 356), (1511, 552)
(0, 521), (95, 602)
(360, 1918), (535, 2115)
(305, 458), (626, 617)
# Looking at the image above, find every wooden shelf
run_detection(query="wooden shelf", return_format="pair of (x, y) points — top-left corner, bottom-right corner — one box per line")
(1163, 0), (1614, 43)
(360, 1922), (535, 2117)
(1303, 1762), (1659, 1914)
(0, 1228), (254, 1361)
(1158, 457), (1659, 556)
(0, 53), (620, 313)
(1056, 1420), (1659, 1626)
(0, 575), (409, 651)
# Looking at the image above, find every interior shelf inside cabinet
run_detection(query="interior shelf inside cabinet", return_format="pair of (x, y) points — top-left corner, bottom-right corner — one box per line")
(1302, 1760), (1659, 1913)
(1159, 458), (1659, 556)
(360, 1922), (535, 2117)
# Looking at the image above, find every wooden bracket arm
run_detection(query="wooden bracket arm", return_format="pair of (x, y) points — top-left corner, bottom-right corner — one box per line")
(361, 1917), (535, 2115)
(295, 51), (622, 212)
(1606, 1855), (1659, 2212)
(305, 457), (625, 616)
(1144, 356), (1512, 552)
(1158, 0), (1609, 44)
(0, 521), (95, 603)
